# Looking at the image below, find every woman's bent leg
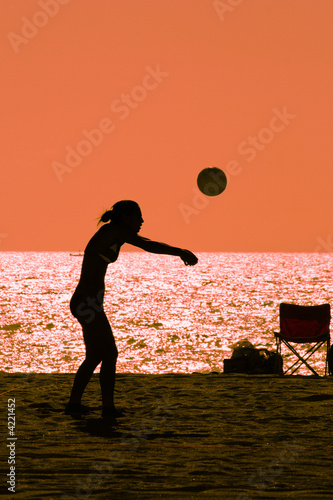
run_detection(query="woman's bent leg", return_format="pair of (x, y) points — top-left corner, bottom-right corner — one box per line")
(95, 314), (118, 409)
(83, 311), (118, 411)
(68, 356), (102, 405)
(100, 351), (118, 409)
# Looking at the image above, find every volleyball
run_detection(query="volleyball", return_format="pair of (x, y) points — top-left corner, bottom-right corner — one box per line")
(197, 167), (227, 196)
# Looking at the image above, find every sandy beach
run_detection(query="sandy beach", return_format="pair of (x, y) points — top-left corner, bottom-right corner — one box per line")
(1, 371), (333, 499)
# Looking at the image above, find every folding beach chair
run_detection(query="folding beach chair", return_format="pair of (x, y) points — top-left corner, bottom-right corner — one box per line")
(275, 303), (331, 376)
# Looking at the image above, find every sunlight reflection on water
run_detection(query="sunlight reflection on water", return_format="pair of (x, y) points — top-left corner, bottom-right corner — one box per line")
(0, 252), (332, 374)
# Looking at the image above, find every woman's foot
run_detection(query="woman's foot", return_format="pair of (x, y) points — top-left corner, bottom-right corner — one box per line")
(65, 402), (90, 415)
(101, 406), (124, 418)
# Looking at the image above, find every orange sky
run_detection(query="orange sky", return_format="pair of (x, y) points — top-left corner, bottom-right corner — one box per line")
(1, 0), (333, 252)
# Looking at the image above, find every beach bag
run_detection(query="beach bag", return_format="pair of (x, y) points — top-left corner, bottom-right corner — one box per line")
(223, 340), (283, 375)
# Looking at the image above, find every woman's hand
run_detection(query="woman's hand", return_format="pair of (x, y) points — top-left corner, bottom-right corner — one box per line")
(180, 249), (198, 266)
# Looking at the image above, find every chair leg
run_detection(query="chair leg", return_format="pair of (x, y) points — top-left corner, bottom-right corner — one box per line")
(325, 340), (330, 376)
(275, 338), (283, 375)
(281, 340), (323, 376)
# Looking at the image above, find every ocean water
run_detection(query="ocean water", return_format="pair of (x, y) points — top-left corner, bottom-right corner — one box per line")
(0, 252), (332, 375)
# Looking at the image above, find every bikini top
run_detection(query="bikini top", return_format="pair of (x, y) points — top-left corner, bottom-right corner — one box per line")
(98, 243), (119, 263)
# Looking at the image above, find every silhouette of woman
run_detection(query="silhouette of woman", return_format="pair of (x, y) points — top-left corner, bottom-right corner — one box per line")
(65, 200), (198, 417)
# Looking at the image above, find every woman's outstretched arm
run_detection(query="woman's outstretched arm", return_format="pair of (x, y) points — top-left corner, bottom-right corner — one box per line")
(124, 233), (198, 266)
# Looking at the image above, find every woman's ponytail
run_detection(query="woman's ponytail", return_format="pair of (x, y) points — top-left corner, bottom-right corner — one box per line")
(97, 209), (113, 225)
